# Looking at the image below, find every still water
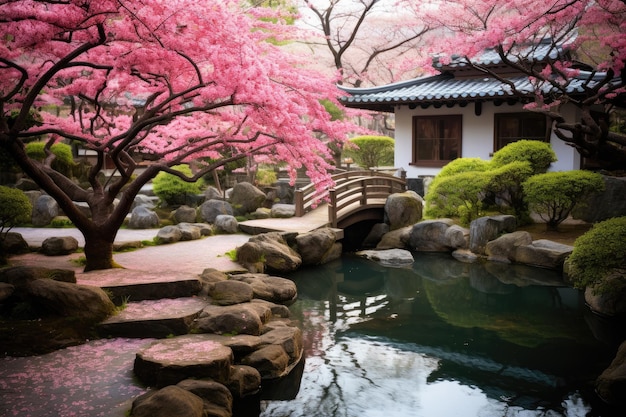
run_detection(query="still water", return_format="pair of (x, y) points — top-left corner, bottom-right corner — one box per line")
(0, 254), (622, 417)
(261, 253), (622, 417)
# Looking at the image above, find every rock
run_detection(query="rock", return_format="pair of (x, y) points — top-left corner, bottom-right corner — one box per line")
(469, 215), (517, 255)
(230, 182), (266, 216)
(596, 340), (626, 406)
(573, 175), (626, 222)
(235, 242), (265, 273)
(200, 199), (234, 223)
(444, 225), (469, 250)
(295, 228), (338, 266)
(384, 190), (423, 230)
(270, 204), (295, 218)
(0, 266), (76, 285)
(173, 205), (197, 224)
(193, 303), (264, 336)
(584, 271), (626, 316)
(98, 297), (208, 338)
(41, 236), (79, 256)
(241, 344), (290, 379)
(513, 239), (573, 270)
(376, 225), (411, 250)
(363, 223), (389, 248)
(0, 282), (15, 302)
(128, 205), (160, 229)
(177, 223), (202, 241)
(408, 219), (456, 252)
(156, 225), (183, 244)
(27, 279), (115, 321)
(215, 215), (239, 234)
(132, 194), (157, 210)
(229, 274), (297, 305)
(199, 268), (229, 296)
(204, 186), (223, 201)
(259, 326), (303, 363)
(15, 177), (39, 191)
(246, 232), (302, 273)
(131, 385), (205, 417)
(193, 223), (214, 236)
(267, 182), (294, 204)
(251, 298), (291, 318)
(134, 334), (234, 387)
(31, 194), (59, 227)
(210, 280), (254, 306)
(176, 379), (233, 417)
(250, 208), (271, 219)
(356, 249), (414, 267)
(1, 232), (29, 254)
(485, 231), (533, 263)
(226, 365), (262, 398)
(23, 190), (42, 210)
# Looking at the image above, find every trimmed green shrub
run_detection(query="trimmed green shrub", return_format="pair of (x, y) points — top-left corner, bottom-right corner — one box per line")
(425, 171), (490, 225)
(343, 135), (394, 169)
(425, 158), (490, 219)
(486, 161), (535, 223)
(490, 140), (556, 174)
(0, 186), (32, 233)
(256, 167), (277, 186)
(568, 217), (626, 294)
(523, 170), (605, 231)
(152, 164), (204, 207)
(25, 141), (75, 176)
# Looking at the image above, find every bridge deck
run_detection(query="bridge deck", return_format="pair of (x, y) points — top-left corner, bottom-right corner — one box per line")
(238, 204), (332, 235)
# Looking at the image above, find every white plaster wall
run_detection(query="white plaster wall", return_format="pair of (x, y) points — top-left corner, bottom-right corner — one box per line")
(395, 101), (581, 180)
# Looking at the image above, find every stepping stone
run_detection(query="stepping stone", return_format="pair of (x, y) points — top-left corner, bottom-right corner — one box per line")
(98, 297), (208, 338)
(134, 334), (234, 388)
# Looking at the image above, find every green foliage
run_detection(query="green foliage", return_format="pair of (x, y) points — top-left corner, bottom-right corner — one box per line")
(256, 167), (277, 186)
(424, 158), (490, 219)
(224, 249), (238, 261)
(152, 164), (204, 207)
(0, 186), (32, 233)
(320, 99), (344, 121)
(486, 161), (535, 223)
(568, 217), (626, 294)
(49, 216), (74, 228)
(490, 140), (557, 174)
(523, 170), (605, 231)
(343, 135), (394, 169)
(25, 141), (75, 176)
(425, 171), (490, 224)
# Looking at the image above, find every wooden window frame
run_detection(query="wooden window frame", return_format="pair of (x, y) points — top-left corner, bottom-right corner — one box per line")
(493, 112), (549, 151)
(411, 114), (462, 168)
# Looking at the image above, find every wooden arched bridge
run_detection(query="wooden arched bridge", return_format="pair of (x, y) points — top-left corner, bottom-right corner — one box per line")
(294, 170), (407, 229)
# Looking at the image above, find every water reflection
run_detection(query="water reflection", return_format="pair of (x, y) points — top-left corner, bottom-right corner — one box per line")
(263, 253), (619, 417)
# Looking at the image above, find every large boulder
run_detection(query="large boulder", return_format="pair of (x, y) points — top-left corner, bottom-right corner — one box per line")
(128, 206), (160, 229)
(200, 199), (234, 223)
(41, 236), (79, 256)
(259, 325), (303, 364)
(469, 215), (517, 255)
(485, 231), (533, 263)
(173, 205), (197, 224)
(596, 340), (626, 407)
(295, 228), (340, 266)
(214, 215), (239, 234)
(228, 273), (298, 305)
(270, 204), (295, 218)
(376, 225), (411, 250)
(210, 280), (254, 306)
(156, 225), (183, 244)
(177, 223), (202, 241)
(238, 233), (302, 274)
(356, 249), (414, 267)
(408, 219), (457, 252)
(132, 194), (157, 210)
(384, 191), (423, 230)
(31, 194), (59, 227)
(267, 182), (294, 204)
(584, 270), (626, 317)
(27, 279), (115, 322)
(513, 239), (573, 270)
(573, 175), (626, 222)
(1, 232), (29, 254)
(131, 385), (205, 417)
(193, 303), (264, 336)
(176, 379), (233, 417)
(241, 344), (290, 379)
(204, 186), (223, 201)
(229, 182), (266, 216)
(363, 223), (389, 248)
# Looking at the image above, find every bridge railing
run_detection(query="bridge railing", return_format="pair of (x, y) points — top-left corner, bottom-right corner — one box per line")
(294, 170), (406, 226)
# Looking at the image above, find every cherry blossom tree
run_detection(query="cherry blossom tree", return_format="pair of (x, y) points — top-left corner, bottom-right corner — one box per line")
(298, 0), (430, 87)
(0, 0), (357, 271)
(412, 0), (626, 169)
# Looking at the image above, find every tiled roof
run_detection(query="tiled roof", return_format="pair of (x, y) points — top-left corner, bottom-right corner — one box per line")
(339, 71), (616, 112)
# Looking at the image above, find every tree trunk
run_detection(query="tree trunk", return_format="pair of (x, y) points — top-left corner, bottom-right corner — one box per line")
(82, 230), (117, 272)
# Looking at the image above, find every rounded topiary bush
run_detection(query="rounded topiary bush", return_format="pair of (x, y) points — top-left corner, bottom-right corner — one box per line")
(490, 140), (557, 174)
(25, 141), (75, 176)
(343, 135), (394, 169)
(152, 164), (204, 207)
(0, 186), (32, 231)
(568, 216), (626, 294)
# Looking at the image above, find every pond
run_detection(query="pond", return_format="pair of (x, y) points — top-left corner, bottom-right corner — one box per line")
(0, 253), (623, 417)
(261, 253), (623, 417)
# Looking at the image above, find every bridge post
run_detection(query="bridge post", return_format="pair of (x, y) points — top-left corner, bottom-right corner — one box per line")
(295, 189), (304, 217)
(329, 189), (338, 228)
